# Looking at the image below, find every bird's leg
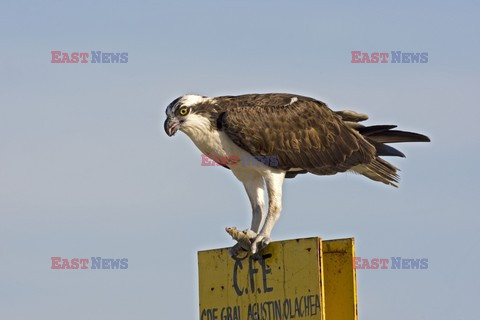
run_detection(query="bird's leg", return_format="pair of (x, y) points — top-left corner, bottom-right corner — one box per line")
(228, 174), (265, 259)
(242, 176), (266, 240)
(251, 171), (285, 254)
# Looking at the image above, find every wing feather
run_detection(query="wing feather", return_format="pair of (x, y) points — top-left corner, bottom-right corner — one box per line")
(218, 94), (376, 175)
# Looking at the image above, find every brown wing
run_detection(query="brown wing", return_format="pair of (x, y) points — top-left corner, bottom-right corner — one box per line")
(218, 94), (376, 175)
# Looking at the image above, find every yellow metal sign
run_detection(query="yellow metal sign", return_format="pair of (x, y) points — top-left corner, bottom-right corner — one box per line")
(198, 237), (325, 320)
(323, 238), (358, 320)
(198, 237), (357, 320)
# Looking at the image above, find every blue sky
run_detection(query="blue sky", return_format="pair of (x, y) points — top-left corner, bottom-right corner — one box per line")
(1, 0), (479, 319)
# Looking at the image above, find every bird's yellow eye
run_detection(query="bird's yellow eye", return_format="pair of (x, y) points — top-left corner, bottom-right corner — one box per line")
(178, 107), (189, 116)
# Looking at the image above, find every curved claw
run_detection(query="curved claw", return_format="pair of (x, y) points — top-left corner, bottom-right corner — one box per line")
(251, 234), (271, 254)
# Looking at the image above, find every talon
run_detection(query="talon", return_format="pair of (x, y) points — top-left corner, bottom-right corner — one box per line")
(251, 234), (271, 254)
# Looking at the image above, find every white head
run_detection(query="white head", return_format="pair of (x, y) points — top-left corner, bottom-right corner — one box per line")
(164, 95), (214, 136)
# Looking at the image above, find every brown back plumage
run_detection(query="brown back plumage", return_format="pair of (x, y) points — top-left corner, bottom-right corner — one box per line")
(198, 93), (429, 186)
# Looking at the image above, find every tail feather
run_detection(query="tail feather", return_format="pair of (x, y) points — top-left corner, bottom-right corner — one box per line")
(367, 130), (431, 144)
(358, 125), (397, 136)
(352, 157), (400, 187)
(356, 125), (430, 158)
(367, 140), (406, 158)
(352, 125), (429, 187)
(336, 113), (430, 186)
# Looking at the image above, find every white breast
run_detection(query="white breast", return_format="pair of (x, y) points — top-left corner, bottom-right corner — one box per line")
(180, 113), (286, 180)
(180, 114), (245, 160)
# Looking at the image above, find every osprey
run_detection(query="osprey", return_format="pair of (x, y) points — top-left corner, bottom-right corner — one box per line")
(164, 93), (430, 255)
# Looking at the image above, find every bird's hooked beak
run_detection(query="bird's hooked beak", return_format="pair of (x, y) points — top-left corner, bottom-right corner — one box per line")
(164, 116), (181, 137)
